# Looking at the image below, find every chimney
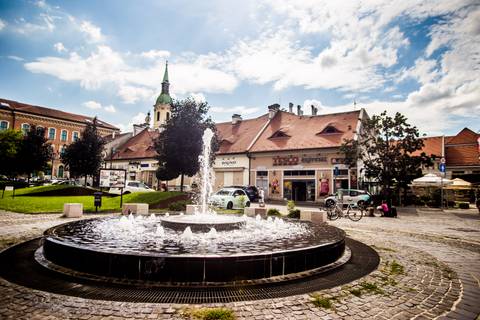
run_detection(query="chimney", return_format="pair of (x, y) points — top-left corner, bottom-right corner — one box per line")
(289, 102), (293, 113)
(232, 114), (242, 125)
(268, 103), (280, 119)
(311, 105), (318, 116)
(297, 105), (302, 116)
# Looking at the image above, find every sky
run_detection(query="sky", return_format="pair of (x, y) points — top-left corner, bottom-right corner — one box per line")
(0, 0), (479, 135)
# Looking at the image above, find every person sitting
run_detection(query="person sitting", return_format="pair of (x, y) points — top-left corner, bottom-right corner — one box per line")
(376, 200), (389, 217)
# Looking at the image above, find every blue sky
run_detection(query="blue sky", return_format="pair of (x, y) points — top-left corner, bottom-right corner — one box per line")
(0, 0), (479, 135)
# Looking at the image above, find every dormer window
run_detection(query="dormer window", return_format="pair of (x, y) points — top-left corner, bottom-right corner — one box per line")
(317, 125), (342, 135)
(269, 130), (290, 139)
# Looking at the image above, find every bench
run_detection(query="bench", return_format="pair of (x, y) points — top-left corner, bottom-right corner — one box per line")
(63, 203), (83, 218)
(244, 207), (267, 218)
(300, 210), (327, 224)
(122, 203), (149, 215)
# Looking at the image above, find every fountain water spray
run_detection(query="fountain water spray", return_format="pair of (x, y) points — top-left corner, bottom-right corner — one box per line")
(198, 128), (215, 215)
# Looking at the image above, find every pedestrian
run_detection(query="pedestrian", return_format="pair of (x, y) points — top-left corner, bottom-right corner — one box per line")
(376, 200), (389, 217)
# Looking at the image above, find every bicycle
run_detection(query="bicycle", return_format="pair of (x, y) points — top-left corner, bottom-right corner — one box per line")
(325, 201), (364, 221)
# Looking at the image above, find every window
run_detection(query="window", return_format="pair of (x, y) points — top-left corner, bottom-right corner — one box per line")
(257, 171), (268, 177)
(36, 126), (45, 135)
(58, 165), (64, 178)
(0, 121), (8, 131)
(269, 130), (290, 139)
(128, 182), (139, 187)
(166, 112), (170, 120)
(60, 145), (67, 156)
(48, 128), (56, 140)
(61, 130), (68, 142)
(284, 170), (315, 176)
(21, 123), (30, 135)
(317, 125), (342, 135)
(157, 112), (160, 121)
(72, 131), (79, 142)
(233, 190), (245, 197)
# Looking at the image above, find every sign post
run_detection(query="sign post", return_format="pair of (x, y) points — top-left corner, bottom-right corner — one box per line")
(99, 169), (126, 209)
(440, 158), (446, 209)
(334, 166), (339, 193)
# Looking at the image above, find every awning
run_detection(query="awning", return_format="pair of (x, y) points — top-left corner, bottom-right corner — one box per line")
(411, 173), (453, 187)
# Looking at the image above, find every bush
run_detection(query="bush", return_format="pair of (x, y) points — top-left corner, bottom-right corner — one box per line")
(187, 307), (235, 320)
(458, 202), (470, 209)
(287, 209), (300, 219)
(267, 208), (281, 216)
(287, 200), (295, 212)
(168, 201), (187, 211)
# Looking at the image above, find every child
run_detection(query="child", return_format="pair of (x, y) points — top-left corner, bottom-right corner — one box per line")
(376, 200), (389, 217)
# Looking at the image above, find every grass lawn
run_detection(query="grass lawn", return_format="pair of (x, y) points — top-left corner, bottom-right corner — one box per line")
(0, 189), (182, 213)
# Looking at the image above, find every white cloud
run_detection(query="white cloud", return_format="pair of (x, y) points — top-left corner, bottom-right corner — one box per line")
(83, 100), (102, 110)
(53, 42), (67, 53)
(25, 46), (238, 104)
(104, 104), (116, 113)
(79, 20), (103, 43)
(116, 112), (150, 132)
(189, 92), (206, 103)
(7, 55), (24, 61)
(210, 105), (259, 115)
(0, 19), (6, 31)
(140, 50), (170, 59)
(35, 0), (47, 8)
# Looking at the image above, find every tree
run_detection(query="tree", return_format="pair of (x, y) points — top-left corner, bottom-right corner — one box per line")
(17, 126), (53, 181)
(61, 118), (105, 185)
(154, 98), (218, 192)
(340, 111), (427, 205)
(0, 129), (23, 177)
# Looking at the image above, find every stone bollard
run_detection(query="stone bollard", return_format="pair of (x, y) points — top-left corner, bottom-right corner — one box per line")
(122, 203), (149, 215)
(300, 210), (327, 224)
(63, 203), (83, 218)
(244, 207), (267, 218)
(186, 204), (202, 215)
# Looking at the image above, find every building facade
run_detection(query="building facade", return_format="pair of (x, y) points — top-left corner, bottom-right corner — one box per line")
(0, 98), (119, 178)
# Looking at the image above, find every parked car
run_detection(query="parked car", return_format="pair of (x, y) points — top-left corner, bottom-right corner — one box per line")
(109, 181), (154, 194)
(324, 189), (371, 207)
(209, 187), (250, 209)
(225, 185), (259, 202)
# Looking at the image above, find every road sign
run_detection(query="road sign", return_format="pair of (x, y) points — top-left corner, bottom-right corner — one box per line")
(334, 166), (339, 176)
(440, 157), (446, 164)
(439, 163), (446, 173)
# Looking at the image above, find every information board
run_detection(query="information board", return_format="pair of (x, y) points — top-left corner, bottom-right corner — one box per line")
(99, 169), (126, 188)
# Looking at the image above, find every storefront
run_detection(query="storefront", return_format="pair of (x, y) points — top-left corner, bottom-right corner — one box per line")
(213, 155), (250, 190)
(250, 151), (358, 202)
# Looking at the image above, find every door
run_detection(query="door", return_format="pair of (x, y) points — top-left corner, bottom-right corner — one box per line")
(292, 181), (307, 201)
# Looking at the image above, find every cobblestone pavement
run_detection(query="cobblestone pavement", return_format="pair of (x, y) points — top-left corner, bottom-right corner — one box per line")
(0, 209), (479, 319)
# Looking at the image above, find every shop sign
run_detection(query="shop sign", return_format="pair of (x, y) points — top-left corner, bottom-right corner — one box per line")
(273, 154), (327, 166)
(221, 159), (237, 166)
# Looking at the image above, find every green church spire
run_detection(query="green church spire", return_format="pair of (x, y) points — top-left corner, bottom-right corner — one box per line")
(155, 61), (172, 105)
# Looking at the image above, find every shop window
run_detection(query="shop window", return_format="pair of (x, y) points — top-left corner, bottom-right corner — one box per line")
(0, 120), (8, 131)
(48, 128), (56, 140)
(284, 170), (315, 176)
(257, 171), (268, 177)
(72, 131), (79, 142)
(21, 123), (30, 135)
(61, 130), (68, 142)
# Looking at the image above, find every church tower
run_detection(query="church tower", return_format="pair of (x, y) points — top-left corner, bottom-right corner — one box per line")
(153, 61), (172, 130)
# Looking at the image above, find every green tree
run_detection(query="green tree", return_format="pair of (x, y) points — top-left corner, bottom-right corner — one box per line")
(61, 118), (106, 185)
(340, 111), (427, 205)
(0, 129), (23, 177)
(154, 98), (218, 192)
(17, 126), (53, 181)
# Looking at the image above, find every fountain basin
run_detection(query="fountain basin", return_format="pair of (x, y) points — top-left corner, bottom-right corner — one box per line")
(41, 216), (346, 284)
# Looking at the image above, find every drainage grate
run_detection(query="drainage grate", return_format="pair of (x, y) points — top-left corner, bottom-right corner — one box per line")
(0, 238), (379, 304)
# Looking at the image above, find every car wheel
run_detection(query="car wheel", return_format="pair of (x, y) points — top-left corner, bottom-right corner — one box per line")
(325, 199), (335, 207)
(245, 201), (250, 207)
(227, 201), (233, 210)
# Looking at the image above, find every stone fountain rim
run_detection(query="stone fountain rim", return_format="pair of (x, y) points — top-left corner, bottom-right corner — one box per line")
(43, 216), (346, 258)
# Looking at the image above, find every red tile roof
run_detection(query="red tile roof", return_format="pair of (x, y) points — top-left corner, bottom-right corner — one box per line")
(249, 110), (361, 152)
(215, 114), (269, 154)
(111, 128), (159, 160)
(412, 136), (444, 157)
(0, 98), (118, 131)
(445, 128), (480, 167)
